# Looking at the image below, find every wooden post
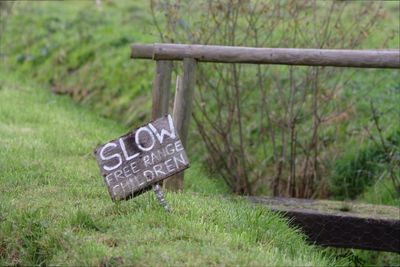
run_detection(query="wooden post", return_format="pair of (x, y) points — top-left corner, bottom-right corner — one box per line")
(151, 60), (172, 193)
(164, 58), (197, 191)
(152, 60), (173, 119)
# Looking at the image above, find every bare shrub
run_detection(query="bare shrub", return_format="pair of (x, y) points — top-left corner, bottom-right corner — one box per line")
(150, 0), (394, 197)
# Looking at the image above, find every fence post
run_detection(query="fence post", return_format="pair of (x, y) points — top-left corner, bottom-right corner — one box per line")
(151, 60), (172, 194)
(152, 60), (173, 119)
(164, 58), (197, 191)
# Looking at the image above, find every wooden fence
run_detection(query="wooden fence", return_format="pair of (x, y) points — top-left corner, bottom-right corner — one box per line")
(130, 43), (400, 252)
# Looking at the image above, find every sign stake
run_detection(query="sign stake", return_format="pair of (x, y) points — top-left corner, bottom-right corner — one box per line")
(153, 184), (171, 212)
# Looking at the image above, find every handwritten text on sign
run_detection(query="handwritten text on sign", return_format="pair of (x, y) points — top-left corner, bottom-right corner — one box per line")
(94, 115), (189, 201)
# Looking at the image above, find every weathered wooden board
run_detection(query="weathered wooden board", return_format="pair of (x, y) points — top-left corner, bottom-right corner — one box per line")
(248, 196), (400, 252)
(94, 114), (189, 201)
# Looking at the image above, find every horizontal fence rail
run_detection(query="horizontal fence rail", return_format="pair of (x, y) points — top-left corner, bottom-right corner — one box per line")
(131, 43), (400, 68)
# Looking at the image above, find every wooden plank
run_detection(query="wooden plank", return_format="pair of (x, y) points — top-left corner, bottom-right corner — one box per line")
(94, 115), (189, 201)
(152, 60), (172, 120)
(164, 58), (197, 191)
(248, 196), (400, 252)
(131, 43), (400, 69)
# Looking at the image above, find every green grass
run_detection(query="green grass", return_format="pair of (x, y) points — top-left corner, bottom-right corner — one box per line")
(1, 1), (155, 127)
(361, 178), (400, 206)
(0, 72), (341, 266)
(329, 129), (400, 202)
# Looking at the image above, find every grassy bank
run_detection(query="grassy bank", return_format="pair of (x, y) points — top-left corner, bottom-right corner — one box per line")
(2, 1), (399, 199)
(0, 72), (341, 266)
(1, 1), (155, 128)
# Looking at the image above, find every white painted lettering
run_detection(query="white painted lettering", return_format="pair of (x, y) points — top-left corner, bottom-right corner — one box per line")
(119, 137), (139, 160)
(151, 152), (160, 163)
(105, 173), (114, 186)
(165, 143), (175, 155)
(114, 170), (124, 182)
(112, 184), (121, 198)
(136, 175), (146, 187)
(157, 149), (166, 159)
(100, 142), (122, 171)
(164, 158), (175, 173)
(148, 114), (176, 144)
(143, 155), (151, 167)
(130, 161), (140, 174)
(119, 181), (130, 196)
(135, 127), (155, 151)
(143, 170), (154, 182)
(153, 164), (166, 177)
(123, 165), (132, 178)
(173, 153), (187, 168)
(175, 140), (184, 152)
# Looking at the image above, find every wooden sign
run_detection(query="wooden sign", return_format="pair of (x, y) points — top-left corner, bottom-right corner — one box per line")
(94, 114), (189, 201)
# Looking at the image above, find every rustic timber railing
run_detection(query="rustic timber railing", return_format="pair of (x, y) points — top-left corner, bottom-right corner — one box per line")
(131, 43), (400, 252)
(132, 43), (399, 68)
